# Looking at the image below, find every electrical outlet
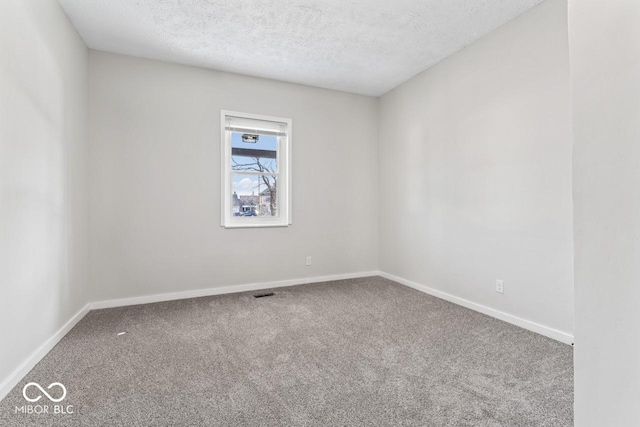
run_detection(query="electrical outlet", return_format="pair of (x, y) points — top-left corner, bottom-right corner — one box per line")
(496, 280), (504, 294)
(306, 256), (312, 266)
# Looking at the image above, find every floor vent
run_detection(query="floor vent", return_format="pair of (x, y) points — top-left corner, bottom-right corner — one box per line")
(253, 292), (275, 299)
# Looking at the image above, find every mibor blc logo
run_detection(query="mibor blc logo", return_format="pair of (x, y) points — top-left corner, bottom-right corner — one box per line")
(23, 383), (67, 403)
(14, 382), (74, 415)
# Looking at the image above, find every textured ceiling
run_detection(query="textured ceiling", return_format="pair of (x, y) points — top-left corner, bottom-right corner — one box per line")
(57, 0), (544, 96)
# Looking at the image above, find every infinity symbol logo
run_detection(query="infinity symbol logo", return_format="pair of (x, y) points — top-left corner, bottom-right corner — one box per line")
(22, 382), (67, 403)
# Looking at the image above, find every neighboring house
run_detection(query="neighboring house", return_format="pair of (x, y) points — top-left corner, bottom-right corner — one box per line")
(238, 194), (258, 213)
(259, 188), (275, 216)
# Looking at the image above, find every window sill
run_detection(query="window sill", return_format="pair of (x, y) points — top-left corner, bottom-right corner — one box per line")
(222, 222), (290, 229)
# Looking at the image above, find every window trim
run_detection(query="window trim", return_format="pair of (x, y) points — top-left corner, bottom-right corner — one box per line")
(220, 110), (292, 228)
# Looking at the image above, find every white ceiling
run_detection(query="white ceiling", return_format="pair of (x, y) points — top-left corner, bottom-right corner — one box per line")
(57, 0), (544, 96)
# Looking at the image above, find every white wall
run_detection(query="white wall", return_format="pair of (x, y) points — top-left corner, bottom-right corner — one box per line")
(570, 0), (640, 425)
(88, 51), (379, 302)
(377, 0), (573, 337)
(0, 0), (89, 393)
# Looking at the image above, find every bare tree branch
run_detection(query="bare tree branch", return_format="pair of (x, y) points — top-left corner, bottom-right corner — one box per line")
(232, 157), (277, 215)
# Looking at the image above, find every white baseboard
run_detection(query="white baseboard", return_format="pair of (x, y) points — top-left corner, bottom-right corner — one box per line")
(90, 271), (380, 310)
(0, 303), (91, 402)
(378, 271), (574, 345)
(0, 272), (379, 403)
(1, 269), (571, 403)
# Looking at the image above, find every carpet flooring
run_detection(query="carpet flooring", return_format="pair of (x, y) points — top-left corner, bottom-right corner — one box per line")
(0, 277), (573, 426)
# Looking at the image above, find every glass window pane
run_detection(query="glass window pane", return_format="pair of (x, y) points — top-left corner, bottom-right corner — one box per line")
(231, 174), (278, 218)
(231, 132), (278, 173)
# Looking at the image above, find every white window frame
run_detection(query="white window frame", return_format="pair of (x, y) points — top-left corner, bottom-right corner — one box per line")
(221, 110), (292, 228)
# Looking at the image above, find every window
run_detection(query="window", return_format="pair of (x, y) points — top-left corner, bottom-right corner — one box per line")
(221, 110), (292, 228)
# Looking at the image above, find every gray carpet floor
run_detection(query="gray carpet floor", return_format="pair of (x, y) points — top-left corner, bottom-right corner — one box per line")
(0, 277), (573, 426)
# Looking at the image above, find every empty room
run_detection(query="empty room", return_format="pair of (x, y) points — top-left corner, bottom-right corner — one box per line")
(1, 0), (638, 425)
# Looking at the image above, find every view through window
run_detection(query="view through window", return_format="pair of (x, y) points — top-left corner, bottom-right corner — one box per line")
(221, 111), (291, 227)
